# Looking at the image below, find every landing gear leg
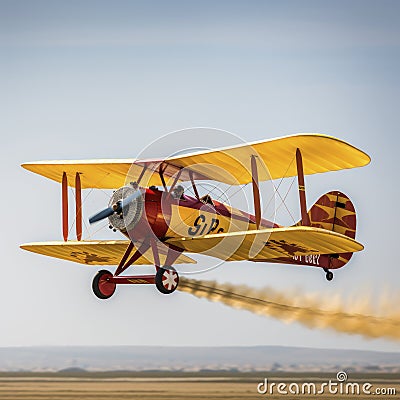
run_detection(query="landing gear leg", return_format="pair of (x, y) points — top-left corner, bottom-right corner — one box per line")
(324, 268), (334, 281)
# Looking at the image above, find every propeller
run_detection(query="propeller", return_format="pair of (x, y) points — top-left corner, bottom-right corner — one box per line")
(89, 190), (142, 224)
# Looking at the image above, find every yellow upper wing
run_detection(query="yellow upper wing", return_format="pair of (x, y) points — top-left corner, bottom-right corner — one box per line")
(164, 133), (370, 185)
(21, 134), (370, 188)
(21, 159), (138, 189)
(166, 226), (364, 262)
(20, 240), (196, 266)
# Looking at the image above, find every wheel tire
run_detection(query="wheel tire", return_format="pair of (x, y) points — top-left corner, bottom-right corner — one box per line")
(92, 270), (116, 299)
(326, 271), (334, 281)
(155, 266), (179, 294)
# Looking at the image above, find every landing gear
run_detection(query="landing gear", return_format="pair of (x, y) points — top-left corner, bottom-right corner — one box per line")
(155, 266), (179, 294)
(92, 270), (116, 299)
(324, 269), (334, 281)
(91, 242), (181, 298)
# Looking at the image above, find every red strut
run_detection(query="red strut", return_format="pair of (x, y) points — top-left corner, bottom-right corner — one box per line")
(251, 155), (262, 229)
(62, 172), (68, 241)
(75, 172), (82, 241)
(296, 148), (310, 226)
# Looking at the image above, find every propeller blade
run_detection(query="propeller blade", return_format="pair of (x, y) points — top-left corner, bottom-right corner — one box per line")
(120, 190), (142, 210)
(89, 190), (142, 225)
(89, 207), (115, 224)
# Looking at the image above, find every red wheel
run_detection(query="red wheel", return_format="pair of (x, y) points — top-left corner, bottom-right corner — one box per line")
(92, 270), (116, 299)
(155, 266), (179, 294)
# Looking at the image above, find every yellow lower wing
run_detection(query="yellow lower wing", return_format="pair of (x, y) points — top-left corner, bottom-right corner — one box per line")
(20, 240), (196, 266)
(166, 227), (363, 261)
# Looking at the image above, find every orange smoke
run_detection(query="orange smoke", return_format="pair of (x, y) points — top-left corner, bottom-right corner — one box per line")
(178, 278), (400, 341)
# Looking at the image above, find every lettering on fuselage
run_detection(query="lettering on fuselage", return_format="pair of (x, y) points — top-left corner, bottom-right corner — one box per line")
(188, 214), (225, 236)
(293, 254), (320, 265)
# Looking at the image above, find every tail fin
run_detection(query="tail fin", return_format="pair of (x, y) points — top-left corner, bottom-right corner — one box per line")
(303, 191), (356, 238)
(298, 190), (357, 269)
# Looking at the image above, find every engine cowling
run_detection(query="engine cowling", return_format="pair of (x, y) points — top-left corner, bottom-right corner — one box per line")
(108, 186), (143, 232)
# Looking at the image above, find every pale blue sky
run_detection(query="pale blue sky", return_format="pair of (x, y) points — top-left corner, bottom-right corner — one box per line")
(1, 0), (399, 352)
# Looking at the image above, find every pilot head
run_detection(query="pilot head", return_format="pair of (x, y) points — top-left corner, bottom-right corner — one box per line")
(173, 185), (184, 199)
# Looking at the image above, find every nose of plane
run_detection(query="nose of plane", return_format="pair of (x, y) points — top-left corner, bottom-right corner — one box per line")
(89, 186), (144, 231)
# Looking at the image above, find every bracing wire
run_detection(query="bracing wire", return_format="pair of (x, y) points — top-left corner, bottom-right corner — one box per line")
(66, 172), (112, 239)
(274, 176), (297, 224)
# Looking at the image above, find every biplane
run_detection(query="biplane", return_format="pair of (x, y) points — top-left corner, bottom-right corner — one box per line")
(20, 134), (370, 299)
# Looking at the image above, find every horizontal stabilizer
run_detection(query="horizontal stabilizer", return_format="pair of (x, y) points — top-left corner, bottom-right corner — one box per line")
(20, 240), (196, 266)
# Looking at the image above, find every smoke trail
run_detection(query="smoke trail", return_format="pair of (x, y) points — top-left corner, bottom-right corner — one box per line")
(178, 278), (400, 341)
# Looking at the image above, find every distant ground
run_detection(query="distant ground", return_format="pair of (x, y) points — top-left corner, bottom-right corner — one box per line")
(0, 345), (398, 373)
(0, 372), (398, 400)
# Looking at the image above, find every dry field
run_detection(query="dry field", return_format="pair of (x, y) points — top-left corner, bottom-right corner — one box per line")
(0, 372), (398, 399)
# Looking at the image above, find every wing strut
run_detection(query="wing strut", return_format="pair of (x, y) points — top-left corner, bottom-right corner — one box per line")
(75, 172), (82, 241)
(189, 170), (200, 200)
(159, 164), (167, 190)
(251, 155), (262, 229)
(61, 171), (85, 242)
(166, 168), (183, 199)
(296, 148), (310, 226)
(62, 172), (68, 241)
(137, 164), (147, 185)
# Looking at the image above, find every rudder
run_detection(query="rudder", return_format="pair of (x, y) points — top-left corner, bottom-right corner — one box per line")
(299, 190), (356, 269)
